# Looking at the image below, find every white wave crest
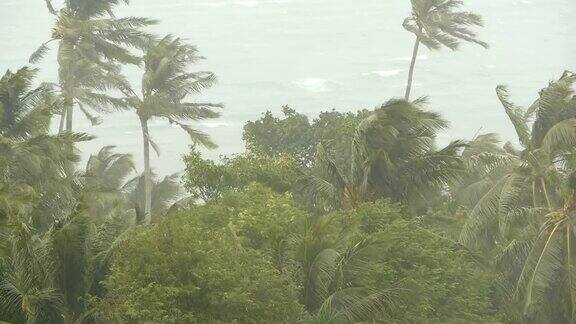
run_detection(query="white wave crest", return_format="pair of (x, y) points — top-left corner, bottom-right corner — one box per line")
(294, 78), (333, 93)
(362, 69), (403, 77)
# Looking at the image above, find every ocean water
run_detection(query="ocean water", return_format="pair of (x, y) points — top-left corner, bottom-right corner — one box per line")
(1, 0), (575, 175)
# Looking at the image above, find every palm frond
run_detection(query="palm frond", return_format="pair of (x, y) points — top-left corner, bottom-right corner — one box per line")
(29, 42), (52, 64)
(45, 0), (57, 14)
(496, 85), (531, 148)
(542, 119), (576, 154)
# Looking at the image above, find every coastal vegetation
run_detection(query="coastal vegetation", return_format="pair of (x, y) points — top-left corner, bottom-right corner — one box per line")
(1, 0), (574, 323)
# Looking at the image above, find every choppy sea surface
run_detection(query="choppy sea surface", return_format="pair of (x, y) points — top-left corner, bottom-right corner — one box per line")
(1, 0), (575, 175)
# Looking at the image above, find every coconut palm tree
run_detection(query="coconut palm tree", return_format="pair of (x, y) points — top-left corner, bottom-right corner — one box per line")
(0, 67), (91, 228)
(459, 71), (576, 321)
(0, 67), (54, 224)
(299, 99), (464, 211)
(0, 67), (132, 323)
(81, 146), (135, 221)
(122, 172), (182, 224)
(0, 206), (134, 323)
(402, 0), (488, 100)
(460, 71), (576, 249)
(122, 35), (223, 223)
(30, 0), (155, 132)
(290, 214), (403, 323)
(0, 67), (54, 138)
(450, 133), (518, 212)
(0, 222), (63, 324)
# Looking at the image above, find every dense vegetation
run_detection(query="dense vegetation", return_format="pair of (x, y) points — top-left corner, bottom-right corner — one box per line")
(1, 0), (574, 323)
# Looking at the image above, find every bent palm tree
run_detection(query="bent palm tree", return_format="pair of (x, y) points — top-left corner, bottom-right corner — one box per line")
(0, 208), (134, 323)
(0, 223), (63, 323)
(0, 67), (91, 228)
(292, 214), (403, 323)
(460, 71), (576, 249)
(0, 67), (54, 138)
(122, 35), (222, 223)
(82, 146), (135, 221)
(122, 172), (182, 224)
(299, 99), (463, 211)
(403, 0), (488, 100)
(31, 0), (155, 132)
(449, 132), (519, 217)
(460, 71), (576, 321)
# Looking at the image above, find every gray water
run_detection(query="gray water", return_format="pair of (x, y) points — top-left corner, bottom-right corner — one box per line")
(2, 0), (575, 175)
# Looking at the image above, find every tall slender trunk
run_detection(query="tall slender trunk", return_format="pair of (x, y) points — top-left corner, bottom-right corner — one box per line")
(567, 226), (575, 324)
(65, 97), (73, 132)
(58, 109), (66, 134)
(532, 180), (538, 207)
(541, 178), (553, 209)
(404, 35), (421, 101)
(139, 115), (152, 224)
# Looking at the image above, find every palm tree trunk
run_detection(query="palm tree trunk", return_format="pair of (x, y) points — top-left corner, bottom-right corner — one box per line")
(404, 35), (421, 101)
(567, 227), (576, 323)
(541, 178), (553, 209)
(139, 115), (152, 224)
(58, 109), (66, 134)
(532, 181), (538, 207)
(65, 98), (73, 132)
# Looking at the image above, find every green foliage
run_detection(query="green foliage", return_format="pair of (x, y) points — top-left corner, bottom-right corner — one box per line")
(0, 67), (90, 229)
(0, 208), (132, 323)
(0, 67), (53, 138)
(82, 146), (135, 221)
(244, 106), (315, 165)
(126, 34), (223, 147)
(98, 186), (306, 323)
(369, 220), (497, 323)
(0, 223), (63, 324)
(299, 99), (464, 212)
(243, 106), (368, 167)
(338, 202), (499, 323)
(340, 200), (406, 234)
(0, 0), (572, 321)
(459, 71), (576, 322)
(98, 185), (498, 323)
(421, 202), (468, 242)
(183, 147), (300, 203)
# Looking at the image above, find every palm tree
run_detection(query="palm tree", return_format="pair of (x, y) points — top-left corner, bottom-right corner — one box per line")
(122, 35), (223, 223)
(460, 71), (576, 249)
(82, 146), (135, 221)
(450, 133), (518, 210)
(122, 172), (182, 224)
(0, 67), (53, 226)
(299, 99), (464, 211)
(0, 222), (63, 324)
(459, 71), (576, 321)
(0, 207), (134, 323)
(0, 68), (132, 323)
(290, 214), (403, 323)
(30, 0), (155, 132)
(403, 0), (488, 100)
(0, 67), (91, 229)
(0, 67), (54, 138)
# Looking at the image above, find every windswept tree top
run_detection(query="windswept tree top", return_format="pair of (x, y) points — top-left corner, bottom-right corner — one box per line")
(403, 0), (488, 50)
(0, 67), (54, 139)
(124, 35), (223, 149)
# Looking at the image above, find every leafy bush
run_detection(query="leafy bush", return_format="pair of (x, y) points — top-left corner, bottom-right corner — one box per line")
(97, 185), (306, 323)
